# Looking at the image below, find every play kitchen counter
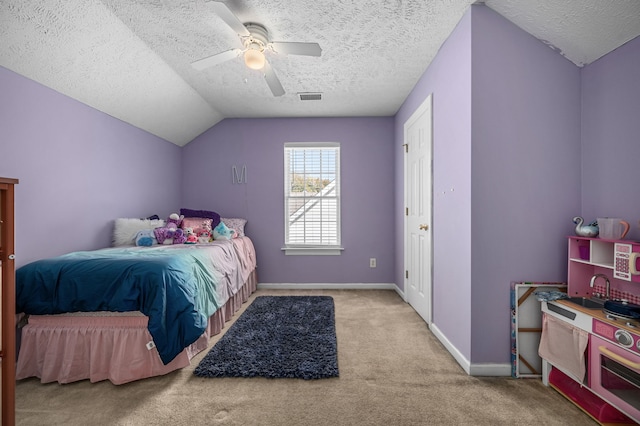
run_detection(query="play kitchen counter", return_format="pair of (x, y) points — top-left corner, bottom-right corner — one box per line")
(540, 237), (640, 424)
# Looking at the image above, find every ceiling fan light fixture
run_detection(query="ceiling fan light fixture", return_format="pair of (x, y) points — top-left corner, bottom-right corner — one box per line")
(194, 8), (321, 97)
(244, 48), (265, 70)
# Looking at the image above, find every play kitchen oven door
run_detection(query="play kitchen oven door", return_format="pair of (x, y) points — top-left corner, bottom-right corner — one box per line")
(590, 319), (640, 422)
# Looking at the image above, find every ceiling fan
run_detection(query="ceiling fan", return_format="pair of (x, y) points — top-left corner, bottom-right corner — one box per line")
(192, 1), (322, 97)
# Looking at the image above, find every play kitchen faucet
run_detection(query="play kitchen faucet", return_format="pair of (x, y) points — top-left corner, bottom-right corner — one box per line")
(590, 273), (611, 300)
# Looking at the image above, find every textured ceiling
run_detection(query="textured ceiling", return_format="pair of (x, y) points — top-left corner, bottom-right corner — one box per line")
(1, 0), (639, 146)
(484, 0), (640, 67)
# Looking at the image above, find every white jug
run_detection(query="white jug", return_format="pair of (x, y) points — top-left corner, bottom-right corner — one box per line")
(598, 218), (630, 240)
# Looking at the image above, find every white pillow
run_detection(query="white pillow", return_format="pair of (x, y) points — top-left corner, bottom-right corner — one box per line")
(113, 218), (165, 246)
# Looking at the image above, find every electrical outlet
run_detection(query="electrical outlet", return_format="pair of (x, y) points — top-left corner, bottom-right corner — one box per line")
(370, 258), (376, 268)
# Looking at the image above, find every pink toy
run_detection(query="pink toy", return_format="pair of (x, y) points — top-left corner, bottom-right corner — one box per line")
(185, 228), (198, 244)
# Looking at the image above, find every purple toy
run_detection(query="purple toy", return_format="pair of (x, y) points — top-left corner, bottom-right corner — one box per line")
(154, 213), (187, 244)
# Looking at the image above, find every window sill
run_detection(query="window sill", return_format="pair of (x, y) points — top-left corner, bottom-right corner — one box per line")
(282, 246), (344, 256)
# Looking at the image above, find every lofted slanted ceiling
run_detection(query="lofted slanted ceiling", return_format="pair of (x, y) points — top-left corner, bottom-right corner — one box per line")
(1, 0), (639, 146)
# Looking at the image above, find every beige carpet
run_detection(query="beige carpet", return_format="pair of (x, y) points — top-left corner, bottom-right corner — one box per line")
(15, 289), (596, 425)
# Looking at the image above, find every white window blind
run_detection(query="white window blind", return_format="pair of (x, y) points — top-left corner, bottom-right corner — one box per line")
(284, 143), (341, 254)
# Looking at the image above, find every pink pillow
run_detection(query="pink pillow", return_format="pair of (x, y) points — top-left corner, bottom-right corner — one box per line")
(181, 217), (213, 234)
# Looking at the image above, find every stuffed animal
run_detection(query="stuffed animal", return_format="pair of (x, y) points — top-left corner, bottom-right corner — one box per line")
(153, 227), (170, 244)
(135, 229), (157, 247)
(185, 228), (198, 244)
(172, 228), (187, 244)
(213, 221), (235, 240)
(154, 213), (187, 244)
(167, 213), (183, 228)
(197, 230), (212, 244)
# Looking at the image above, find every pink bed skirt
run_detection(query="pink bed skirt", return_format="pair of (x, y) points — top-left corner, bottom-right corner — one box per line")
(16, 270), (257, 385)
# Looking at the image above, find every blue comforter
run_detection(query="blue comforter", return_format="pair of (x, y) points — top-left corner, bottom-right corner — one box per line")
(16, 245), (225, 364)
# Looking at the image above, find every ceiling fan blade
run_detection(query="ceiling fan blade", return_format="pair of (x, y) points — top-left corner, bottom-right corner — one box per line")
(210, 1), (250, 37)
(192, 48), (242, 71)
(263, 61), (285, 97)
(270, 42), (322, 57)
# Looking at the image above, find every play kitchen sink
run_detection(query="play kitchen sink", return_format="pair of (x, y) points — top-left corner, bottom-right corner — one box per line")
(564, 296), (640, 316)
(539, 236), (640, 424)
(564, 297), (606, 309)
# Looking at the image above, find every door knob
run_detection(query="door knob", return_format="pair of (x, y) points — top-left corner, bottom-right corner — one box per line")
(419, 224), (429, 231)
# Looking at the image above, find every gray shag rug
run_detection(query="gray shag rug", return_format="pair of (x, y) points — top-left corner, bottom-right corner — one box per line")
(194, 295), (339, 380)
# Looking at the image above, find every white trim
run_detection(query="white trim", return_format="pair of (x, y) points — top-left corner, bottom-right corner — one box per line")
(283, 143), (341, 248)
(281, 247), (344, 256)
(469, 363), (511, 377)
(258, 282), (406, 305)
(430, 323), (511, 377)
(258, 282), (397, 290)
(430, 323), (471, 374)
(284, 142), (340, 148)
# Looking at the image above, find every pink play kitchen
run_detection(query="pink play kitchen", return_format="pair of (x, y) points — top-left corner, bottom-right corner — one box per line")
(541, 217), (640, 424)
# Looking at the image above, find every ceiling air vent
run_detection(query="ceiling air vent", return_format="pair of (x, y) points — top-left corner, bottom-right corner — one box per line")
(298, 92), (322, 101)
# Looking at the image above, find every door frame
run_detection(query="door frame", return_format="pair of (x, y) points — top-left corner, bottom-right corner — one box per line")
(403, 94), (434, 324)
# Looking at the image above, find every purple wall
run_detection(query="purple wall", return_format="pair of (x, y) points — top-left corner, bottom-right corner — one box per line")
(395, 5), (582, 366)
(469, 6), (581, 363)
(394, 11), (473, 356)
(181, 117), (395, 284)
(0, 66), (182, 267)
(581, 36), (640, 237)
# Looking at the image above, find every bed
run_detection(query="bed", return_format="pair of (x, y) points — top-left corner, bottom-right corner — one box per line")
(14, 215), (257, 385)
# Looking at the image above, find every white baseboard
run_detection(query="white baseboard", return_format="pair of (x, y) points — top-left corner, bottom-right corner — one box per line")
(258, 282), (406, 304)
(430, 323), (511, 377)
(430, 323), (472, 374)
(257, 283), (397, 290)
(469, 363), (512, 377)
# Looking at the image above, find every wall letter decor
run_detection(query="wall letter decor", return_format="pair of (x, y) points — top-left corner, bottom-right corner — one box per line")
(232, 165), (247, 184)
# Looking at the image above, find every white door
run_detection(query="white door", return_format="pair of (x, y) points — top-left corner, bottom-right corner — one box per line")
(404, 95), (433, 324)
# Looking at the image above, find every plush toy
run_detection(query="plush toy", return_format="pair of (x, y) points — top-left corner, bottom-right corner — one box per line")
(167, 213), (183, 228)
(172, 228), (187, 244)
(185, 228), (198, 244)
(135, 229), (157, 247)
(197, 230), (212, 244)
(153, 227), (170, 244)
(213, 221), (235, 240)
(154, 213), (187, 244)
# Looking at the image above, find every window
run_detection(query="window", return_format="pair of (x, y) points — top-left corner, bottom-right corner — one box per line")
(283, 143), (342, 255)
